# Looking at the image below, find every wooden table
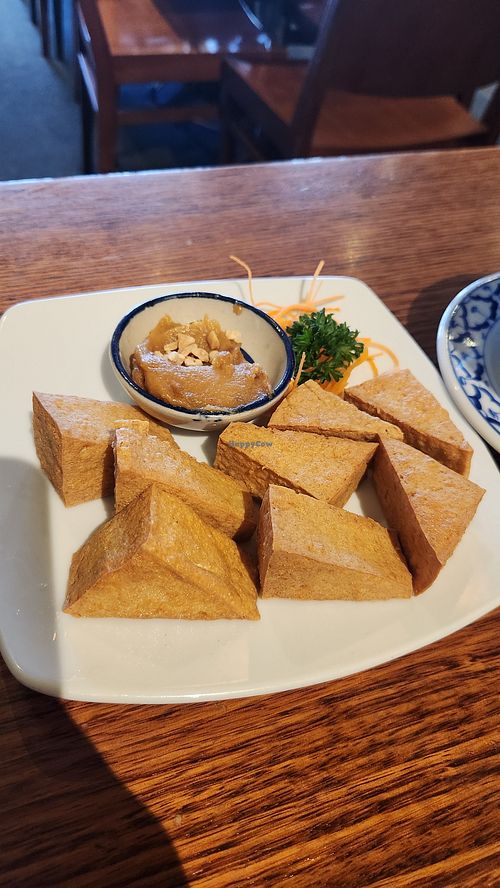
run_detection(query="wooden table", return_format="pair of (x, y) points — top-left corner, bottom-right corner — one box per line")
(1, 149), (499, 886)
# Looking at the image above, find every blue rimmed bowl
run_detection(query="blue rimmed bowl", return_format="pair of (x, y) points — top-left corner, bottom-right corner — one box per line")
(110, 292), (295, 431)
(437, 272), (500, 452)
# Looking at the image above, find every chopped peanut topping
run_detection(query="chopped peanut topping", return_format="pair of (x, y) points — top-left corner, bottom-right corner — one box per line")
(151, 322), (243, 367)
(163, 339), (178, 354)
(165, 351), (184, 365)
(177, 333), (196, 351)
(190, 346), (210, 362)
(207, 330), (220, 350)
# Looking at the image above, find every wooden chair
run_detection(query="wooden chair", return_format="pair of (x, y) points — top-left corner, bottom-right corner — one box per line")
(76, 0), (282, 173)
(220, 0), (500, 162)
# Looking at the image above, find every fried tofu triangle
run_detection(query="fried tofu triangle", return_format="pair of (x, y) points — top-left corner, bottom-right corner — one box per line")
(258, 485), (412, 600)
(269, 379), (403, 442)
(114, 428), (258, 540)
(345, 369), (473, 476)
(215, 422), (376, 507)
(373, 439), (484, 594)
(32, 392), (177, 506)
(64, 484), (259, 620)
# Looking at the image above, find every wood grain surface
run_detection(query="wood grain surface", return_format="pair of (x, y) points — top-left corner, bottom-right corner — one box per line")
(1, 149), (499, 887)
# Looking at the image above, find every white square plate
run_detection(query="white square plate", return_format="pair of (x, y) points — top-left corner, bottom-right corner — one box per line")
(1, 276), (499, 704)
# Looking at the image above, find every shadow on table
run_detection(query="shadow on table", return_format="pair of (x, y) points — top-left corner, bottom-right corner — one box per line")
(0, 456), (187, 886)
(1, 674), (188, 886)
(406, 272), (483, 365)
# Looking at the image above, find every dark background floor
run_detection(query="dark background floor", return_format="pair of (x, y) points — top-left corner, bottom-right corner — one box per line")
(0, 0), (219, 181)
(0, 0), (81, 179)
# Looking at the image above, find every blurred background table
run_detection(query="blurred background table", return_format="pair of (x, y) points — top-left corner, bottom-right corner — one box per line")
(75, 0), (284, 172)
(1, 148), (499, 885)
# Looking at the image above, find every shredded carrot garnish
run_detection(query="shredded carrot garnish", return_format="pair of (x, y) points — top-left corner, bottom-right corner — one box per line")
(366, 356), (380, 377)
(289, 351), (306, 393)
(325, 337), (399, 394)
(258, 298), (343, 328)
(313, 295), (347, 307)
(281, 351), (308, 399)
(304, 260), (325, 303)
(229, 256), (399, 391)
(230, 255), (255, 305)
(359, 339), (399, 367)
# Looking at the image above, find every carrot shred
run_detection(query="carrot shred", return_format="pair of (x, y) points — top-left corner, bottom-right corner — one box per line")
(304, 260), (325, 304)
(289, 351), (306, 393)
(229, 256), (399, 390)
(230, 255), (255, 305)
(359, 339), (399, 366)
(314, 295), (345, 306)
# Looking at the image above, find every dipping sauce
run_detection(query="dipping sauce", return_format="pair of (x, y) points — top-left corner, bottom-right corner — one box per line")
(131, 315), (272, 411)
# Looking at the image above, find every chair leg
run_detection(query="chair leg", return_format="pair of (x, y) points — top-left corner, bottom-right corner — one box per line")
(482, 84), (500, 144)
(219, 85), (237, 164)
(96, 89), (119, 173)
(53, 0), (65, 61)
(39, 0), (51, 58)
(72, 1), (82, 102)
(80, 76), (119, 174)
(81, 76), (94, 174)
(30, 0), (38, 25)
(220, 118), (237, 164)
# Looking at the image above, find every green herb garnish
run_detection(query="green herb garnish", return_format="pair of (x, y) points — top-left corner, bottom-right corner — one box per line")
(288, 309), (364, 385)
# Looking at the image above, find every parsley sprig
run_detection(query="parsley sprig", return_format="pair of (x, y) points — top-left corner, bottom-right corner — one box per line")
(288, 309), (364, 385)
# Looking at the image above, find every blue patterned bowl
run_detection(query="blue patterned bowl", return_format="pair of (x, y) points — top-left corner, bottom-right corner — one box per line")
(437, 273), (500, 452)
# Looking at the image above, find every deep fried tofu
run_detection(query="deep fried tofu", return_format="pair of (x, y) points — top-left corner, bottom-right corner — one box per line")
(114, 427), (258, 540)
(64, 484), (259, 619)
(32, 392), (177, 506)
(269, 379), (402, 441)
(215, 421), (377, 506)
(373, 438), (485, 593)
(258, 485), (412, 600)
(345, 369), (473, 476)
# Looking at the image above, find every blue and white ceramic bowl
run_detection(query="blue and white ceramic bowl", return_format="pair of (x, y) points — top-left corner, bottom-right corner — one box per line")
(437, 272), (500, 452)
(110, 292), (295, 431)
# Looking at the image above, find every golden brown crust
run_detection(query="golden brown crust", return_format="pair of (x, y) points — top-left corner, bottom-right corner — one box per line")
(215, 422), (377, 507)
(269, 379), (403, 442)
(33, 395), (65, 499)
(64, 484), (259, 620)
(32, 392), (177, 506)
(345, 370), (473, 476)
(257, 485), (413, 600)
(372, 439), (485, 593)
(113, 427), (258, 540)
